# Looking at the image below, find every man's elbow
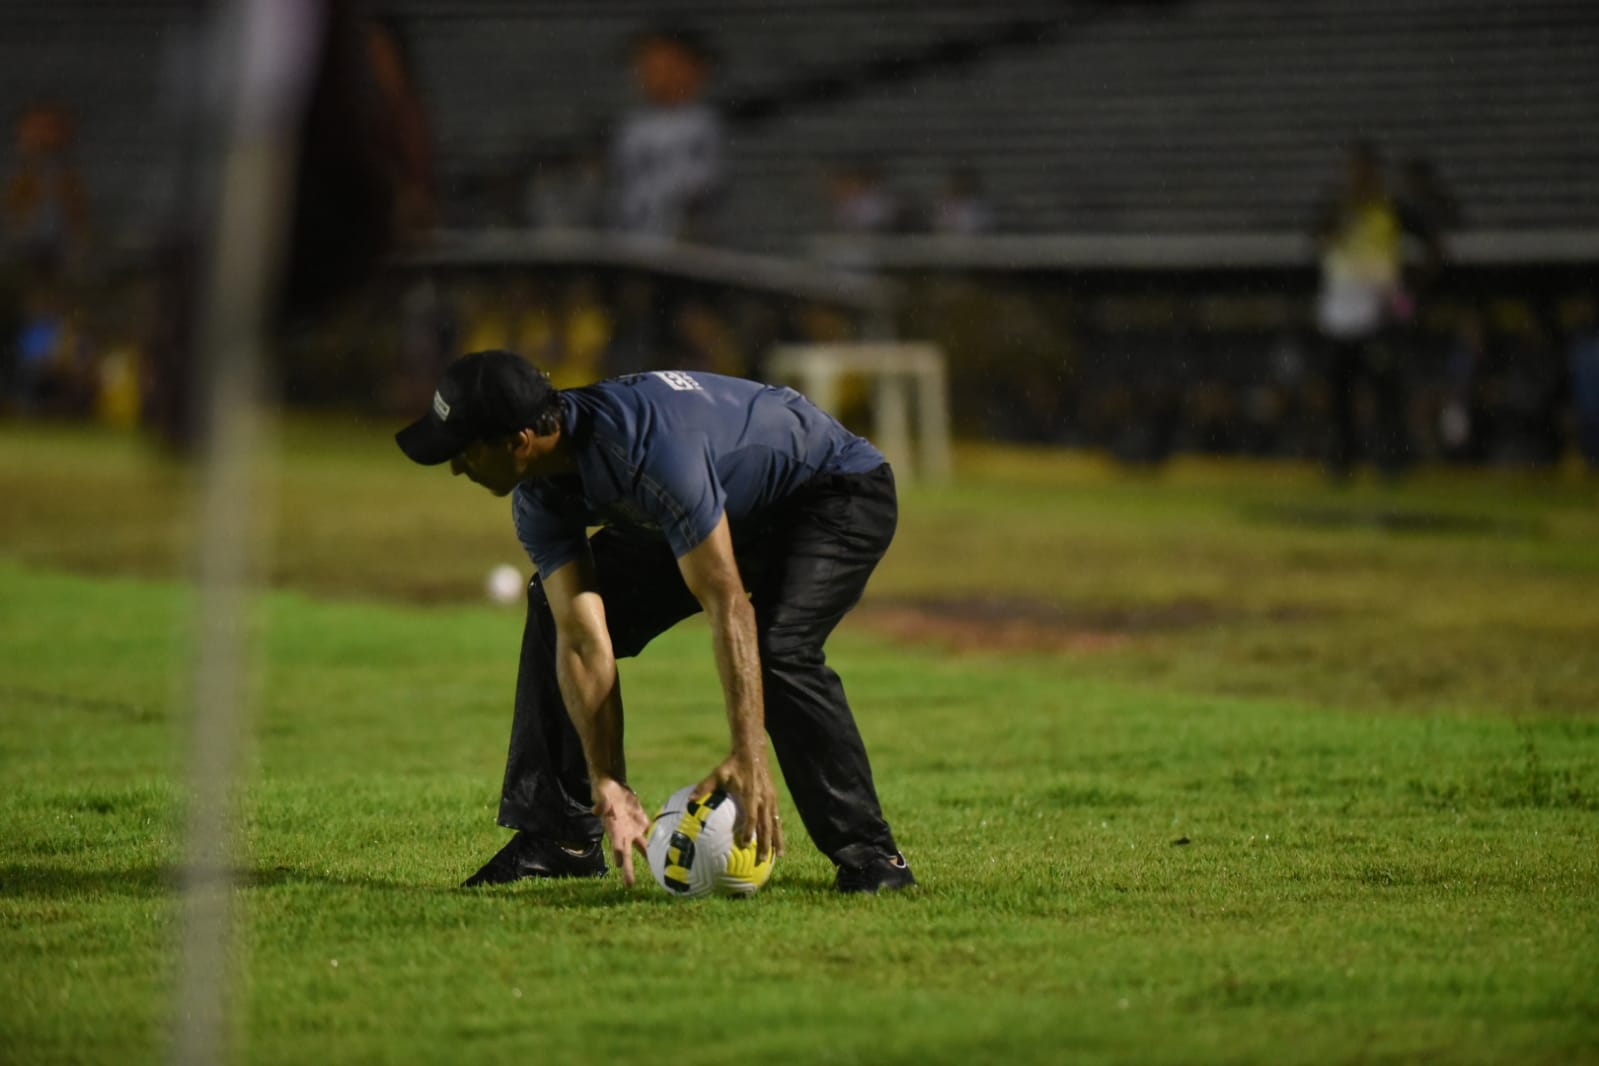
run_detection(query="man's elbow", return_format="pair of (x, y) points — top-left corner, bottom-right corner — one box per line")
(556, 624), (614, 664)
(700, 585), (754, 626)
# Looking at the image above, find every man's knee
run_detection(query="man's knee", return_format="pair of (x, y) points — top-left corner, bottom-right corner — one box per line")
(759, 622), (825, 672)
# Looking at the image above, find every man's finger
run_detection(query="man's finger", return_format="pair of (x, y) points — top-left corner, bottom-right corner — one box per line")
(760, 808), (779, 863)
(620, 843), (636, 887)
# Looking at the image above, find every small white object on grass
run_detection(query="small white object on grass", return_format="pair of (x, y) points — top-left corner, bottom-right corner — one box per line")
(486, 564), (525, 605)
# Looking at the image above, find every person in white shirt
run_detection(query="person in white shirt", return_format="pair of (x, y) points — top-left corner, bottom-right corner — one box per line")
(610, 28), (725, 243)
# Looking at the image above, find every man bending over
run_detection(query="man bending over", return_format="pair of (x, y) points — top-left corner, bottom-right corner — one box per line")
(396, 350), (914, 893)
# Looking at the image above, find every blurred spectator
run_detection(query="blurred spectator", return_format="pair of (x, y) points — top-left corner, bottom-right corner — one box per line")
(610, 27), (724, 242)
(1567, 294), (1599, 468)
(95, 341), (144, 429)
(4, 103), (90, 275)
(827, 161), (904, 234)
(601, 27), (727, 383)
(1312, 140), (1412, 479)
(5, 104), (91, 415)
(280, 5), (438, 325)
(11, 282), (93, 414)
(364, 15), (439, 237)
(932, 166), (995, 236)
(91, 277), (158, 431)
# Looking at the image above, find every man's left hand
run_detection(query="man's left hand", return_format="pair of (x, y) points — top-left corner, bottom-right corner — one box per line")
(593, 778), (651, 887)
(696, 752), (784, 863)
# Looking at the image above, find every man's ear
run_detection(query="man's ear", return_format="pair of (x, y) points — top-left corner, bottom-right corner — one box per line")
(509, 428), (538, 459)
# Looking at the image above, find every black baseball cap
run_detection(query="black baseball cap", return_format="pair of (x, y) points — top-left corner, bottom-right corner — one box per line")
(395, 350), (559, 465)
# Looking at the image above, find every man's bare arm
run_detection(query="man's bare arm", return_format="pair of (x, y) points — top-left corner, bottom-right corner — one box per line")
(543, 552), (651, 884)
(677, 515), (784, 860)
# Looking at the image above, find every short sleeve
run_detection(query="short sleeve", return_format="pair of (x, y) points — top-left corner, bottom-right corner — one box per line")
(624, 432), (726, 558)
(512, 483), (589, 580)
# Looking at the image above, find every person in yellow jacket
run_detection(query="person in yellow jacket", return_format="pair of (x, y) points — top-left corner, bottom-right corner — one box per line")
(1312, 141), (1441, 478)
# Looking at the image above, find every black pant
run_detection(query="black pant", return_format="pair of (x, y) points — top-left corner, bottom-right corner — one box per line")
(1325, 332), (1410, 477)
(496, 463), (901, 868)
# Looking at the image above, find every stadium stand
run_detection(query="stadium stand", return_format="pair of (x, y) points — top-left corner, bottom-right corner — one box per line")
(6, 1), (1595, 252)
(390, 0), (1598, 249)
(728, 0), (1599, 245)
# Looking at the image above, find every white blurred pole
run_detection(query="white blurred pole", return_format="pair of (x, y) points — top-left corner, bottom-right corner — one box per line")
(173, 2), (316, 1064)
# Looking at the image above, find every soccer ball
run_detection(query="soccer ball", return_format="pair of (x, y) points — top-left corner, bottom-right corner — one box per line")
(646, 784), (775, 898)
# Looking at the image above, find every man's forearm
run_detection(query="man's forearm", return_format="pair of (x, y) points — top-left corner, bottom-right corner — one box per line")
(705, 594), (766, 757)
(555, 637), (627, 787)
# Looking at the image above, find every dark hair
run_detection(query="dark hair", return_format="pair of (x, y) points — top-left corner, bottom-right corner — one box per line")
(529, 387), (564, 437)
(629, 26), (718, 68)
(482, 390), (561, 442)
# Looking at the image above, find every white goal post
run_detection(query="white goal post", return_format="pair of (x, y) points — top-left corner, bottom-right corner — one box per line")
(766, 342), (952, 484)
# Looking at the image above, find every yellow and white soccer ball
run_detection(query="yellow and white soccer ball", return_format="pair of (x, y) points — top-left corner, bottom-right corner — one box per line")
(646, 784), (775, 898)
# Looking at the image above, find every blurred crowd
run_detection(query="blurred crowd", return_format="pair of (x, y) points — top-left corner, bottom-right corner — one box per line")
(3, 13), (1596, 473)
(2, 102), (104, 420)
(1300, 138), (1596, 474)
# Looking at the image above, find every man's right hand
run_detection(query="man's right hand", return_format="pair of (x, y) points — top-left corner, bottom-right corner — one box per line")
(696, 751), (784, 863)
(592, 778), (651, 887)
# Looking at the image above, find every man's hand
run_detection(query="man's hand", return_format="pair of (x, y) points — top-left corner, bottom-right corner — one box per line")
(593, 778), (651, 887)
(696, 751), (784, 863)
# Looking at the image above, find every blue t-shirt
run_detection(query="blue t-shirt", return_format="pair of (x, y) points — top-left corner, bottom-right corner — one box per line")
(513, 370), (884, 578)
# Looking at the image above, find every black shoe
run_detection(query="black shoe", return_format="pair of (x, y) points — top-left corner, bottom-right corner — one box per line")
(461, 832), (607, 887)
(834, 851), (917, 894)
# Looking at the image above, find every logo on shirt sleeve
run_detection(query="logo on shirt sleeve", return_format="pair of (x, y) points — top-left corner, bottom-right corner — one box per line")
(652, 370), (703, 392)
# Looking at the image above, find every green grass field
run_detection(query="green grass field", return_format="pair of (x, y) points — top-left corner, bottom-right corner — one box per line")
(3, 419), (1597, 1064)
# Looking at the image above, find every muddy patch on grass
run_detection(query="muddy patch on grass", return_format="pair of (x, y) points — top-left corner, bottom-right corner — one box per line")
(856, 596), (1316, 655)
